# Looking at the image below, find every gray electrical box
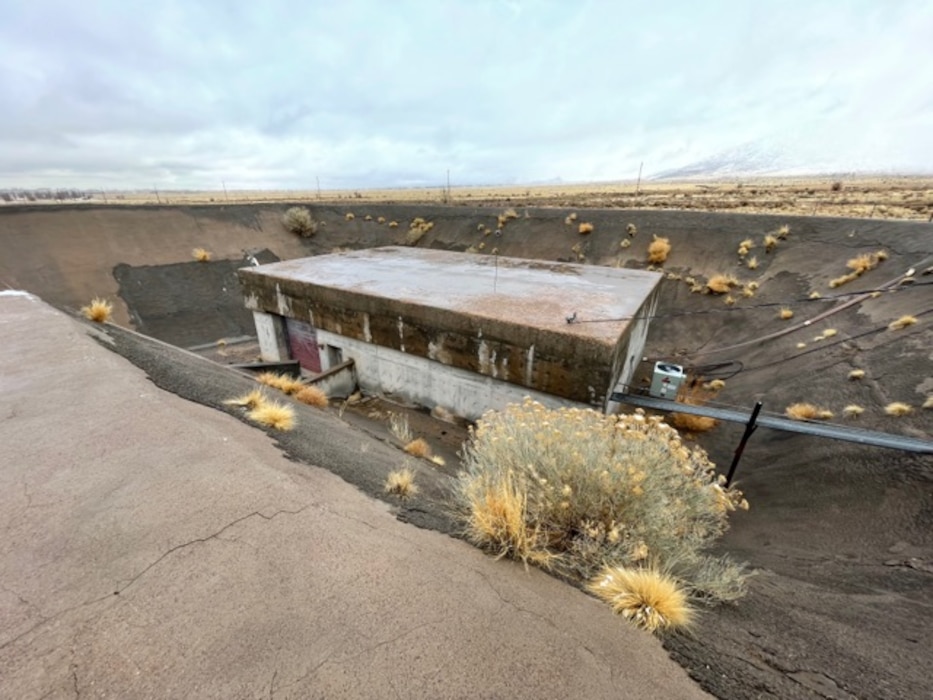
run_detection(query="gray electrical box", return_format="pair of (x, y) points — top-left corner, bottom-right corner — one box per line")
(649, 362), (686, 399)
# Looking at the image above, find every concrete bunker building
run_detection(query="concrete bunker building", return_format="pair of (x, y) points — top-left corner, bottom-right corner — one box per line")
(238, 247), (662, 420)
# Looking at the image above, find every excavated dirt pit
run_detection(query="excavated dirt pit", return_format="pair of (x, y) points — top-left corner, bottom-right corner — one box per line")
(1, 202), (931, 699)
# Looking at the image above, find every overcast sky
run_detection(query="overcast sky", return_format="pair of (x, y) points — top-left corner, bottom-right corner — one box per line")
(1, 0), (931, 190)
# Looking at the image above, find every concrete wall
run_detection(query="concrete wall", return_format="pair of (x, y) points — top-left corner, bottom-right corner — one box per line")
(314, 329), (587, 420)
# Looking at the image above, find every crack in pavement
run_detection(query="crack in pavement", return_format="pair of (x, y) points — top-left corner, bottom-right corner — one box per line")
(116, 504), (314, 595)
(0, 504), (314, 655)
(276, 620), (444, 695)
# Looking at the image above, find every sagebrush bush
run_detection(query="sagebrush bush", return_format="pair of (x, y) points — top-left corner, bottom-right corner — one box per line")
(282, 207), (317, 236)
(454, 399), (749, 605)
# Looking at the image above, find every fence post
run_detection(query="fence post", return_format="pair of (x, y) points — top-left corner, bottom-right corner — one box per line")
(726, 401), (762, 487)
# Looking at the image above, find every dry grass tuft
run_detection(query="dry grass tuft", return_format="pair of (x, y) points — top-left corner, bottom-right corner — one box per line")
(669, 382), (720, 433)
(706, 274), (738, 294)
(809, 291), (822, 299)
(746, 256), (758, 270)
(626, 223), (638, 236)
(763, 234), (778, 252)
(248, 401), (295, 431)
(796, 342), (807, 349)
(430, 455), (446, 466)
(620, 239), (632, 249)
(345, 212), (355, 221)
(923, 396), (933, 410)
(785, 403), (833, 421)
(256, 372), (304, 395)
(388, 412), (413, 443)
(296, 385), (328, 408)
(848, 369), (865, 380)
(364, 214), (372, 221)
(723, 295), (736, 306)
(282, 207), (317, 236)
(847, 253), (878, 274)
(404, 437), (432, 458)
(779, 308), (794, 320)
(388, 220), (399, 228)
(385, 467), (418, 499)
(405, 217), (435, 245)
(831, 250), (887, 288)
(776, 224), (790, 239)
(884, 402), (912, 417)
(888, 315), (917, 331)
(829, 272), (860, 288)
(587, 566), (693, 633)
(224, 389), (267, 410)
(81, 298), (113, 323)
(843, 404), (864, 418)
(377, 216), (386, 224)
(813, 328), (838, 342)
(565, 212), (578, 225)
(578, 222), (595, 235)
(192, 247), (211, 262)
(647, 236), (671, 264)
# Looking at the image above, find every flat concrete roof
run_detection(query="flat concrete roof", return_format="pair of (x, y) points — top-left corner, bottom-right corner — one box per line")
(242, 247), (661, 345)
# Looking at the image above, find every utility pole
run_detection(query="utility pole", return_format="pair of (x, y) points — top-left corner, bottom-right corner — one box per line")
(154, 185), (161, 204)
(636, 162), (643, 196)
(222, 180), (229, 201)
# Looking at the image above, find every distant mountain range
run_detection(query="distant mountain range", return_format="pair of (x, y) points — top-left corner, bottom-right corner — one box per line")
(650, 142), (862, 181)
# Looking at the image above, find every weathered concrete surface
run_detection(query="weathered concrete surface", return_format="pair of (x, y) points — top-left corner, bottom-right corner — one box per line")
(239, 247), (661, 405)
(0, 292), (708, 700)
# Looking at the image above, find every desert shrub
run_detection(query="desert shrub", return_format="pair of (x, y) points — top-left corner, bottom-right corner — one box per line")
(192, 247), (211, 262)
(282, 207), (317, 236)
(779, 308), (794, 320)
(587, 566), (692, 633)
(830, 251), (887, 288)
(224, 389), (267, 410)
(388, 412), (413, 443)
(884, 402), (912, 416)
(296, 385), (328, 408)
(888, 315), (917, 331)
(248, 400), (295, 431)
(405, 217), (434, 245)
(454, 399), (749, 603)
(647, 235), (671, 264)
(81, 297), (112, 323)
(256, 372), (304, 395)
(578, 222), (595, 234)
(785, 403), (833, 420)
(385, 467), (418, 499)
(404, 437), (431, 458)
(706, 274), (738, 294)
(626, 223), (637, 236)
(843, 404), (864, 418)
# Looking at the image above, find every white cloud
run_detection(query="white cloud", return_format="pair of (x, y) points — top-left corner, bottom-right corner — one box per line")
(0, 0), (930, 189)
